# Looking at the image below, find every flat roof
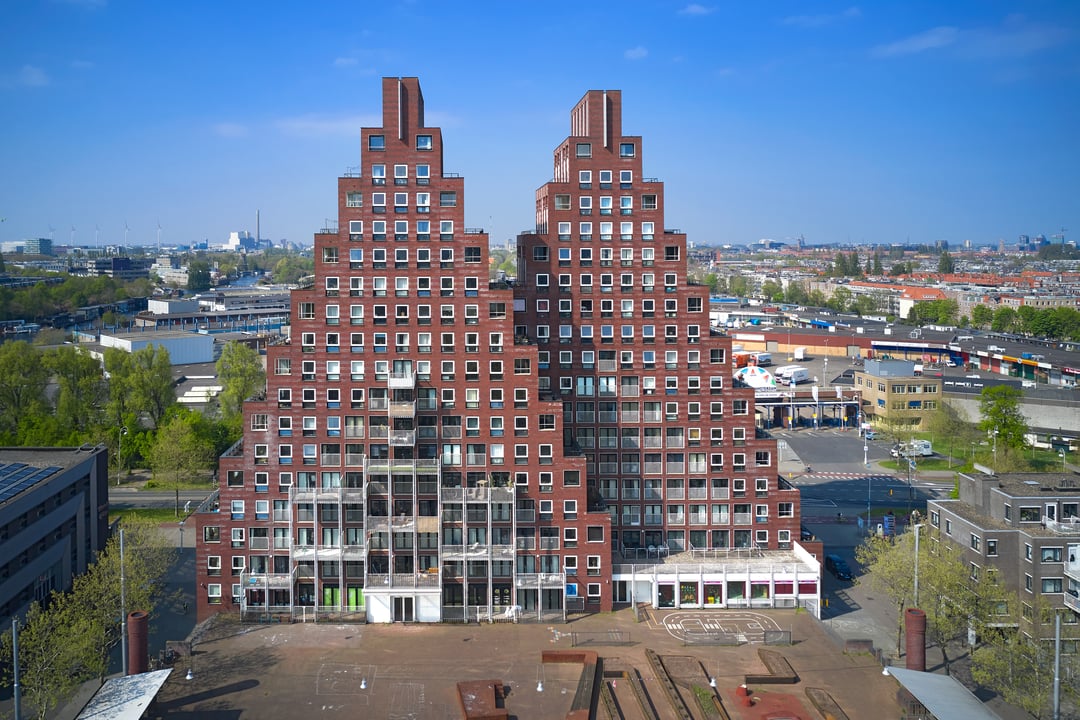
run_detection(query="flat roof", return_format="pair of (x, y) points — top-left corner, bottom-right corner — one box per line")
(75, 669), (172, 720)
(0, 447), (101, 506)
(886, 667), (1001, 720)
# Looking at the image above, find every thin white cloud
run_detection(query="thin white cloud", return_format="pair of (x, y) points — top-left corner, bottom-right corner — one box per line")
(275, 113), (380, 138)
(783, 6), (860, 28)
(624, 46), (648, 60)
(959, 17), (1069, 59)
(871, 26), (958, 58)
(213, 122), (249, 138)
(872, 17), (1066, 61)
(18, 65), (50, 87)
(333, 57), (358, 67)
(678, 4), (713, 16)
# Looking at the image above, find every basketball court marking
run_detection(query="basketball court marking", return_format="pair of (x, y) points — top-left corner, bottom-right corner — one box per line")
(661, 612), (783, 644)
(316, 662), (375, 703)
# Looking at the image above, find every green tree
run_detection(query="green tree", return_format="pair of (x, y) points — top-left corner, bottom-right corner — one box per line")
(149, 410), (214, 516)
(970, 304), (994, 329)
(978, 385), (1027, 462)
(972, 626), (1055, 718)
(832, 252), (850, 277)
(852, 294), (878, 316)
(45, 346), (107, 438)
(72, 518), (176, 679)
(828, 286), (852, 313)
(124, 344), (176, 427)
(783, 282), (808, 305)
(938, 250), (956, 274)
(872, 252), (884, 275)
(919, 535), (1009, 675)
(215, 341), (266, 437)
(0, 340), (49, 439)
(0, 519), (173, 718)
(271, 254), (314, 285)
(760, 280), (784, 302)
(849, 251), (862, 278)
(991, 306), (1019, 333)
(855, 533), (915, 656)
(187, 259), (213, 292)
(0, 593), (99, 719)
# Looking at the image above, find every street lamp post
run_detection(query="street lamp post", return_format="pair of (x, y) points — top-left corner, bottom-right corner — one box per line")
(913, 523), (925, 607)
(116, 426), (129, 486)
(866, 441), (872, 532)
(907, 458), (916, 515)
(993, 428), (1000, 467)
(1061, 451), (1068, 473)
(823, 340), (829, 386)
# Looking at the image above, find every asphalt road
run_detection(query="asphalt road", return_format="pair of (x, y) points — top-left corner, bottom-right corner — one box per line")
(109, 487), (215, 512)
(775, 428), (952, 518)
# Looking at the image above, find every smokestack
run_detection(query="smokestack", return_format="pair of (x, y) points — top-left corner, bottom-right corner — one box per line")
(127, 611), (149, 675)
(905, 607), (926, 672)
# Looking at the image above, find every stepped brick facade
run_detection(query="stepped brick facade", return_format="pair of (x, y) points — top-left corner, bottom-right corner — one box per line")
(195, 78), (809, 624)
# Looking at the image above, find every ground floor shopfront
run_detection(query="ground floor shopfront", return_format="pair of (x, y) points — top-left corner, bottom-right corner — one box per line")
(611, 546), (821, 619)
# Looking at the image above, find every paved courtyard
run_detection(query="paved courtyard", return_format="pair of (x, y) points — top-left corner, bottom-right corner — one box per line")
(152, 607), (899, 719)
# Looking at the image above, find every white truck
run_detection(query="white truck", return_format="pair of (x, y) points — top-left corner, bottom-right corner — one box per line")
(892, 440), (933, 457)
(751, 352), (772, 366)
(775, 365), (810, 385)
(793, 346), (808, 361)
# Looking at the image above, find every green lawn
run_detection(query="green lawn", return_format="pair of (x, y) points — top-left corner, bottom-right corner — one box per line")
(110, 507), (193, 524)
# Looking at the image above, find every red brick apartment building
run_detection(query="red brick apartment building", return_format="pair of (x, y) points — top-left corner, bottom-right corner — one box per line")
(195, 78), (819, 624)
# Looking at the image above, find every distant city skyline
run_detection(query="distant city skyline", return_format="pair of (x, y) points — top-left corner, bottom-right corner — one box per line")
(1, 1), (1077, 250)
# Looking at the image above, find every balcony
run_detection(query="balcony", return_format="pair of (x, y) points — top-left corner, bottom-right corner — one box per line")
(388, 370), (415, 389)
(389, 430), (416, 446)
(733, 512), (752, 525)
(389, 401), (416, 418)
(515, 573), (566, 588)
(240, 572), (291, 590)
(366, 572), (440, 588)
(539, 537), (560, 550)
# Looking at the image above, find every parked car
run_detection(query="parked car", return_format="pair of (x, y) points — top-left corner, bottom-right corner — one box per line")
(864, 430), (878, 441)
(824, 554), (853, 581)
(800, 525), (814, 542)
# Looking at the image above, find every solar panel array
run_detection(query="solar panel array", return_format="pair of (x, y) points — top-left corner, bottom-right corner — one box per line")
(0, 462), (63, 504)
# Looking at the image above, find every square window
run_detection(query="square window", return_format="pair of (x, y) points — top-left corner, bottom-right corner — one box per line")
(368, 135), (385, 151)
(620, 143), (635, 158)
(416, 135), (433, 150)
(576, 143), (592, 158)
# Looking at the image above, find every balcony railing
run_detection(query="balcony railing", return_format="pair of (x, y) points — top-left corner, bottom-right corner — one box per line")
(388, 371), (415, 389)
(389, 430), (416, 446)
(389, 401), (416, 418)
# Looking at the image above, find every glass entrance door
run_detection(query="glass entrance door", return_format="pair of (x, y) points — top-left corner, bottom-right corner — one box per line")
(392, 595), (414, 622)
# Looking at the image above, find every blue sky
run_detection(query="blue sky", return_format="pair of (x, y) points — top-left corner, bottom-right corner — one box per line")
(1, 1), (1078, 250)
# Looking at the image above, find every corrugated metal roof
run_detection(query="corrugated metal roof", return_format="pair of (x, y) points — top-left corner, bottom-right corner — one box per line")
(886, 667), (1001, 720)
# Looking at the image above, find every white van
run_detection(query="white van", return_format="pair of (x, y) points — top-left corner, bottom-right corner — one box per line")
(751, 352), (772, 366)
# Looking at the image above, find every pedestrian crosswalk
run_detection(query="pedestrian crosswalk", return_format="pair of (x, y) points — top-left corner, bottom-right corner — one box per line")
(797, 472), (898, 481)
